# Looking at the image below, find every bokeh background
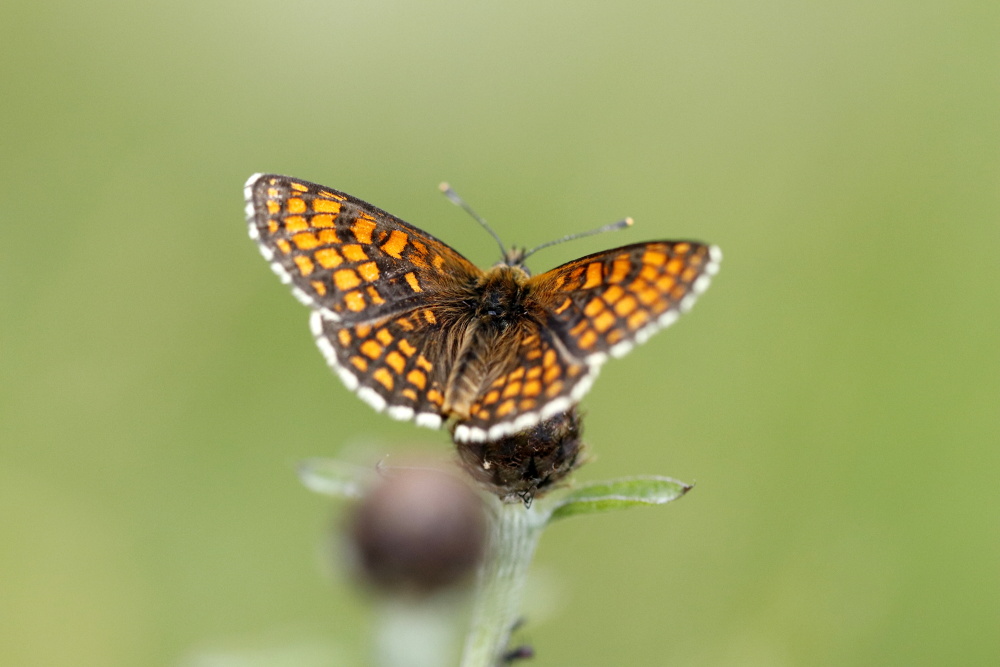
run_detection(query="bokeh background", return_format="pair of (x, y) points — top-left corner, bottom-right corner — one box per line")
(3, 1), (998, 665)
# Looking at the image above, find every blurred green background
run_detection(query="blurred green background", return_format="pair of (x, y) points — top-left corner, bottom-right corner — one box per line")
(3, 1), (998, 665)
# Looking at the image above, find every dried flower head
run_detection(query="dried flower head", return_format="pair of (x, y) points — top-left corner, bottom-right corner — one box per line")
(455, 407), (585, 503)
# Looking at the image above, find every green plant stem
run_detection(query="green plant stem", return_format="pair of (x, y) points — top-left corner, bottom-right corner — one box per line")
(375, 596), (462, 667)
(459, 502), (547, 667)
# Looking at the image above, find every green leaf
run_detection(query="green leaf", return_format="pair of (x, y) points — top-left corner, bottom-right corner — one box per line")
(546, 476), (692, 522)
(296, 458), (376, 499)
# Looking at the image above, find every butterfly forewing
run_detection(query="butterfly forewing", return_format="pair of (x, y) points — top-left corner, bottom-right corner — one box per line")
(530, 241), (721, 364)
(246, 174), (481, 324)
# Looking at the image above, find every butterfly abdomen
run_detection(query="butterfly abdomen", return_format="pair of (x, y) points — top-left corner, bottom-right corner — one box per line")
(439, 268), (539, 418)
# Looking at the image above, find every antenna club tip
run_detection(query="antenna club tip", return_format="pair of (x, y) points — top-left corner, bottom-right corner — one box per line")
(624, 217), (634, 227)
(438, 182), (451, 192)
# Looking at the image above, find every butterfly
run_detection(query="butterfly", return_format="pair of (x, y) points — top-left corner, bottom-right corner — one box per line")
(244, 174), (721, 442)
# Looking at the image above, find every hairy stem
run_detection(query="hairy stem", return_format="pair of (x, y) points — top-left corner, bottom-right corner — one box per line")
(459, 502), (547, 667)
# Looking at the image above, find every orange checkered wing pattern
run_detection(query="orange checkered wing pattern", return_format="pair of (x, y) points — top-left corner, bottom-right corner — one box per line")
(529, 241), (722, 365)
(309, 308), (455, 429)
(451, 323), (593, 442)
(245, 174), (481, 324)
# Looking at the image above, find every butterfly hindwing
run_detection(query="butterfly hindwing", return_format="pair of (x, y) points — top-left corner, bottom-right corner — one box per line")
(310, 307), (454, 428)
(452, 322), (594, 442)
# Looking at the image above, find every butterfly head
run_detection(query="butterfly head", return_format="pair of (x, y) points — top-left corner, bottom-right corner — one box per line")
(440, 182), (632, 277)
(488, 214), (635, 277)
(496, 246), (533, 276)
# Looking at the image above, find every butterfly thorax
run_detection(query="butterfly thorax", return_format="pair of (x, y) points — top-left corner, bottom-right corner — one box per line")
(473, 265), (532, 325)
(439, 264), (540, 418)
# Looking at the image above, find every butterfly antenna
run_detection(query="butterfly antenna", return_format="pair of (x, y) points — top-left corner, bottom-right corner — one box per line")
(520, 217), (634, 262)
(439, 182), (508, 259)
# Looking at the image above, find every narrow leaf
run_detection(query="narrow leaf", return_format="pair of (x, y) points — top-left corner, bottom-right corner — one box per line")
(297, 458), (376, 499)
(546, 476), (692, 522)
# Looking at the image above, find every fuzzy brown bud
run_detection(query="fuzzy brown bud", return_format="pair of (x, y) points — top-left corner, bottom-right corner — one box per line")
(347, 467), (487, 596)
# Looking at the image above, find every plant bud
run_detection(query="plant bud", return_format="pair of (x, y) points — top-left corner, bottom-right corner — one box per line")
(347, 466), (487, 596)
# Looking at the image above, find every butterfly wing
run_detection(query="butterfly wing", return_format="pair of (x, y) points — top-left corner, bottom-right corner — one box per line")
(245, 174), (481, 324)
(531, 241), (721, 364)
(530, 240), (721, 364)
(246, 174), (484, 428)
(450, 320), (593, 442)
(309, 307), (457, 428)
